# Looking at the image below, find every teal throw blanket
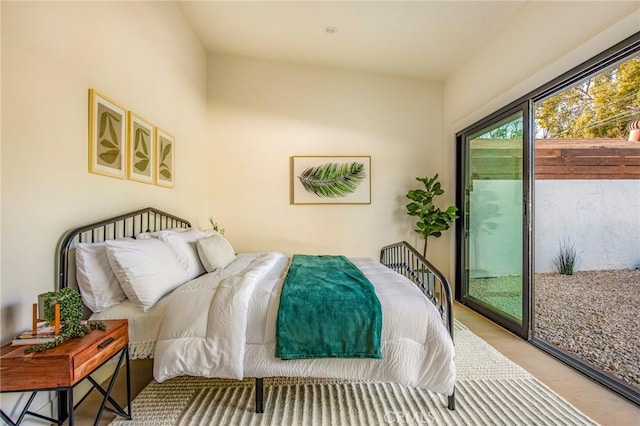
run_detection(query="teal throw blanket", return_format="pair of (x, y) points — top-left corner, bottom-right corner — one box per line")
(276, 255), (382, 360)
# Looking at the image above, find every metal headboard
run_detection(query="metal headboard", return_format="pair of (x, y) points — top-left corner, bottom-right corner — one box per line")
(56, 207), (191, 292)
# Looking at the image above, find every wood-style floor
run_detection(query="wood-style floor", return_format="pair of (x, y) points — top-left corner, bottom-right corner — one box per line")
(71, 302), (640, 425)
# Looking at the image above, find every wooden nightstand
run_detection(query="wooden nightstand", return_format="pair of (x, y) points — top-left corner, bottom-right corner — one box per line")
(0, 319), (131, 425)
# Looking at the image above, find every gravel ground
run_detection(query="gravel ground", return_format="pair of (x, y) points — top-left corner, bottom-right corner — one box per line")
(534, 269), (640, 390)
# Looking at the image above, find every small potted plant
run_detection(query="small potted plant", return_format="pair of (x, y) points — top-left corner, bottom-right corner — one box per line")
(406, 174), (458, 257)
(25, 288), (105, 353)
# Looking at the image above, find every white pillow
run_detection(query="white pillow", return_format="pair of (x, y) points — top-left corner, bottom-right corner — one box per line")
(158, 228), (214, 279)
(196, 235), (237, 273)
(75, 242), (126, 312)
(136, 227), (189, 240)
(105, 238), (189, 312)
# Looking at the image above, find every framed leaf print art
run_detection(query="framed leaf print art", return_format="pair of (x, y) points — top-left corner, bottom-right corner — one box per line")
(88, 89), (126, 179)
(127, 112), (155, 184)
(155, 128), (175, 188)
(291, 156), (371, 204)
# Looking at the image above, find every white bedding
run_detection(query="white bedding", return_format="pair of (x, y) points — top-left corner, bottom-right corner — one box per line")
(89, 295), (170, 359)
(151, 253), (456, 395)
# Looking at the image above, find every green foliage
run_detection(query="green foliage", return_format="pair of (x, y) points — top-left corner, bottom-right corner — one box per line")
(208, 217), (225, 235)
(298, 162), (366, 198)
(553, 239), (578, 276)
(406, 174), (458, 257)
(24, 288), (106, 354)
(536, 56), (640, 139)
(477, 119), (523, 139)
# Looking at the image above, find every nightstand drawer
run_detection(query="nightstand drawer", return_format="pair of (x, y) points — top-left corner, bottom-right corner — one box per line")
(1, 319), (131, 425)
(0, 320), (128, 391)
(73, 325), (127, 384)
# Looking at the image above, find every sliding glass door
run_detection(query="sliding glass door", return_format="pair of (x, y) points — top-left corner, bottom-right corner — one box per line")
(456, 104), (531, 337)
(455, 33), (639, 404)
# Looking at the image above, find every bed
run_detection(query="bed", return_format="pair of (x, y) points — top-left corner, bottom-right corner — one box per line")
(57, 207), (456, 412)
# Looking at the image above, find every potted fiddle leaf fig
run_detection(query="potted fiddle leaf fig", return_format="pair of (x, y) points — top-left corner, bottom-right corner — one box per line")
(406, 174), (458, 257)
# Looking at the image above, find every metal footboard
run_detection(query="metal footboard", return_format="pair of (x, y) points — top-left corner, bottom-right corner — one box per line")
(380, 241), (456, 410)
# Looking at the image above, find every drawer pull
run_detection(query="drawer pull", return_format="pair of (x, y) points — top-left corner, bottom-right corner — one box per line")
(98, 337), (115, 349)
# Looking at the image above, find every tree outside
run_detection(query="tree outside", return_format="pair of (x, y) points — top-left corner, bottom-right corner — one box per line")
(536, 55), (640, 139)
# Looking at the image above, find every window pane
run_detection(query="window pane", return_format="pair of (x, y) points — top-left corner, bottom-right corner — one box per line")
(534, 54), (640, 393)
(465, 112), (523, 324)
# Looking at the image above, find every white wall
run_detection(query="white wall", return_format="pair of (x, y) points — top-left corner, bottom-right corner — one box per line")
(1, 2), (209, 344)
(207, 54), (453, 266)
(0, 4), (3, 337)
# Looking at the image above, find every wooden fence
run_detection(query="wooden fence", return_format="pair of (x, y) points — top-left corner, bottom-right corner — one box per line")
(469, 138), (640, 180)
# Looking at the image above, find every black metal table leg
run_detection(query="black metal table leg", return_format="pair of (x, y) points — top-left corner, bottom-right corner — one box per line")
(255, 378), (264, 413)
(53, 346), (130, 426)
(86, 347), (131, 425)
(67, 388), (74, 426)
(125, 345), (131, 419)
(0, 392), (37, 425)
(1, 391), (63, 425)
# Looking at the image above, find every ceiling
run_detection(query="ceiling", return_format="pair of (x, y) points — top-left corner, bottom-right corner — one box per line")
(179, 1), (640, 81)
(178, 1), (527, 80)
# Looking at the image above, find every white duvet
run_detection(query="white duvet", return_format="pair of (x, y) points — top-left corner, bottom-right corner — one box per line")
(153, 253), (456, 396)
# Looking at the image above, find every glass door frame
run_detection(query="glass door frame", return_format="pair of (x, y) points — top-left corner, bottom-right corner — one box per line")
(454, 32), (639, 404)
(455, 101), (533, 339)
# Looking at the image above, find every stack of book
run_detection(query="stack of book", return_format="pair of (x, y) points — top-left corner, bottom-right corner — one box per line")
(11, 323), (58, 345)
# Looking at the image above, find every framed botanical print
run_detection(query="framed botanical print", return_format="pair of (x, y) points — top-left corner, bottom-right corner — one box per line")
(127, 112), (155, 184)
(291, 156), (371, 204)
(88, 89), (126, 179)
(155, 128), (175, 188)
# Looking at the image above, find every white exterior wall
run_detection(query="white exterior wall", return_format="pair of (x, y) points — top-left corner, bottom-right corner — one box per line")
(535, 180), (640, 273)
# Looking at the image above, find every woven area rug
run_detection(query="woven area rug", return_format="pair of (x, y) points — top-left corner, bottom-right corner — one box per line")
(110, 322), (598, 425)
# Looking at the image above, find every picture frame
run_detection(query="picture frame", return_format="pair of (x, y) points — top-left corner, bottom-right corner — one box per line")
(127, 112), (155, 184)
(155, 128), (175, 188)
(88, 89), (127, 179)
(291, 156), (371, 205)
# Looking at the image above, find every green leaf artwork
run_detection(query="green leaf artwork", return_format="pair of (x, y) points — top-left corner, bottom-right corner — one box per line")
(100, 140), (118, 150)
(139, 131), (148, 155)
(158, 139), (172, 180)
(108, 116), (118, 146)
(96, 106), (122, 167)
(161, 143), (172, 161)
(99, 148), (119, 165)
(99, 113), (108, 138)
(134, 129), (141, 150)
(135, 159), (149, 172)
(132, 125), (150, 174)
(298, 162), (366, 198)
